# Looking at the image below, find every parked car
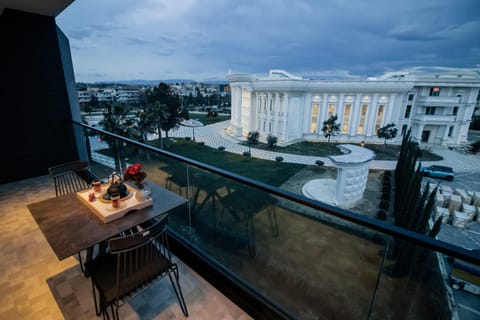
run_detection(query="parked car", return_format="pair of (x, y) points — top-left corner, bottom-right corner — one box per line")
(421, 165), (454, 180)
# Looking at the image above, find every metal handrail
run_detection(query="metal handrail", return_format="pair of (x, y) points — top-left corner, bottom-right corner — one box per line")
(72, 119), (480, 265)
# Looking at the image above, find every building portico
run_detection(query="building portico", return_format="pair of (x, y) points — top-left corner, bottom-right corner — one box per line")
(228, 69), (480, 147)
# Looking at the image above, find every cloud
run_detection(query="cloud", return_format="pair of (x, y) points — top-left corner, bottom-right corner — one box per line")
(56, 0), (480, 82)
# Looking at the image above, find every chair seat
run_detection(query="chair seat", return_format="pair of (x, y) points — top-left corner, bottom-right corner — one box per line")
(85, 243), (170, 304)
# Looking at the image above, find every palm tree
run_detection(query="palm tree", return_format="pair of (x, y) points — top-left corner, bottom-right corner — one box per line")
(99, 102), (139, 172)
(141, 101), (170, 148)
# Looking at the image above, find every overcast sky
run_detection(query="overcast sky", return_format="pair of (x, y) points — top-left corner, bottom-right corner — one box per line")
(56, 0), (480, 83)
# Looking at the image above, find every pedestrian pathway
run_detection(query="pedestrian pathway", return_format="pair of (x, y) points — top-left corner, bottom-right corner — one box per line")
(89, 120), (480, 173)
(170, 121), (480, 173)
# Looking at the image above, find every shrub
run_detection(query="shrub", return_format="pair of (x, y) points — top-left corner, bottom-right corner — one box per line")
(197, 141), (205, 146)
(275, 156), (283, 162)
(384, 171), (392, 177)
(217, 146), (225, 151)
(185, 136), (191, 141)
(243, 151), (251, 157)
(267, 134), (278, 148)
(382, 185), (391, 194)
(381, 193), (390, 201)
(315, 160), (324, 166)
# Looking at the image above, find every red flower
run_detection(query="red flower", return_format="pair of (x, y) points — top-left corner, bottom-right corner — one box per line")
(124, 163), (147, 183)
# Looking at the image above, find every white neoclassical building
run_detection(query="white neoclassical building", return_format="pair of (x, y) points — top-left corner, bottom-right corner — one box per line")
(227, 69), (480, 146)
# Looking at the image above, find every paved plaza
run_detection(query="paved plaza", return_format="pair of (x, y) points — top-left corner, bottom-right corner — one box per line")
(167, 120), (480, 173)
(88, 119), (480, 174)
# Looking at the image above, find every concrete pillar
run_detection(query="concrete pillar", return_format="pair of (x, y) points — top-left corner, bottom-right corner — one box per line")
(329, 145), (375, 209)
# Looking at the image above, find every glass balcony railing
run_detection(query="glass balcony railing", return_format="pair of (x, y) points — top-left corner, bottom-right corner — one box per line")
(73, 120), (479, 320)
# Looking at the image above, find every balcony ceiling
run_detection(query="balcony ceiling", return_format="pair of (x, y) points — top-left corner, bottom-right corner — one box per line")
(0, 0), (73, 17)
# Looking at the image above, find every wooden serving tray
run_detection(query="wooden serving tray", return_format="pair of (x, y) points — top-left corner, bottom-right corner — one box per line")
(77, 183), (153, 223)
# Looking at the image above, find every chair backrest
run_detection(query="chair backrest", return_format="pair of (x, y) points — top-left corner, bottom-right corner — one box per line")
(49, 160), (98, 197)
(108, 219), (171, 299)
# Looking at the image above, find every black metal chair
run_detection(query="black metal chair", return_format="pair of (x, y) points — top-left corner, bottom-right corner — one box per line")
(49, 160), (100, 273)
(85, 219), (189, 319)
(49, 160), (99, 197)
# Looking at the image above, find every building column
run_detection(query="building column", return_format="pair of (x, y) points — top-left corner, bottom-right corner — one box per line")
(266, 92), (272, 135)
(366, 94), (379, 137)
(385, 94), (397, 124)
(255, 92), (261, 132)
(349, 93), (362, 136)
(320, 93), (329, 126)
(237, 87), (243, 135)
(274, 92), (280, 137)
(282, 93), (289, 142)
(304, 93), (312, 134)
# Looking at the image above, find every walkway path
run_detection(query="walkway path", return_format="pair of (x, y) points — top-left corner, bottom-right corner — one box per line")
(169, 121), (480, 173)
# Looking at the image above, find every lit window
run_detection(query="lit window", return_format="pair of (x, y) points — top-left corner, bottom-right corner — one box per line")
(328, 103), (335, 117)
(357, 104), (368, 134)
(342, 104), (351, 133)
(310, 103), (319, 133)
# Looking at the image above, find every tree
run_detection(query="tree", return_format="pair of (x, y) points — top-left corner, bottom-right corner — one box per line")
(385, 129), (441, 277)
(321, 115), (340, 144)
(246, 131), (259, 154)
(377, 123), (398, 146)
(100, 102), (140, 172)
(267, 134), (278, 148)
(140, 101), (170, 148)
(146, 83), (189, 144)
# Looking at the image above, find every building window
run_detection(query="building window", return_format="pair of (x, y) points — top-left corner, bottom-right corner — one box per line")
(310, 103), (319, 133)
(408, 94), (414, 101)
(375, 105), (384, 133)
(402, 124), (408, 135)
(404, 105), (411, 118)
(328, 103), (335, 117)
(429, 87), (440, 96)
(426, 107), (436, 115)
(269, 122), (272, 133)
(342, 104), (351, 134)
(452, 107), (458, 116)
(357, 104), (368, 134)
(448, 126), (454, 137)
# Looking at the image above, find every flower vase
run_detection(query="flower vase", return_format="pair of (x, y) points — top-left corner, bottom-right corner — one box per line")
(134, 182), (149, 202)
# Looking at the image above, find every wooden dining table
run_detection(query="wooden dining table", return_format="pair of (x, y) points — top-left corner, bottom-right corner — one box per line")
(27, 183), (188, 261)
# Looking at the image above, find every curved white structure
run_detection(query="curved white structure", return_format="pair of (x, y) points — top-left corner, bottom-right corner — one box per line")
(302, 144), (375, 209)
(228, 69), (480, 147)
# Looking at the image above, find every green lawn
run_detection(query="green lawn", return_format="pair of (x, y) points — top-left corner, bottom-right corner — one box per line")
(245, 141), (443, 161)
(188, 113), (230, 125)
(148, 139), (306, 187)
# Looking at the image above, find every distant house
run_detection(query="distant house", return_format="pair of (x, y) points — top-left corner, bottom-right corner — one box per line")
(227, 69), (480, 147)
